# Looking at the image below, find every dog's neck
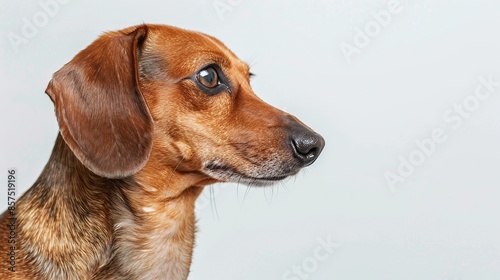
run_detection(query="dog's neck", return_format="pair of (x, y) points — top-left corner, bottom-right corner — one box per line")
(16, 134), (115, 279)
(106, 143), (209, 279)
(107, 184), (203, 279)
(16, 134), (208, 279)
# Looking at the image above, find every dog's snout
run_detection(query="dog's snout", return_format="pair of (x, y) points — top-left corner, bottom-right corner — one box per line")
(289, 124), (325, 167)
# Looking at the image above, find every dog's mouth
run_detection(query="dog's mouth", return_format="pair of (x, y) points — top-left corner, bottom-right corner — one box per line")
(202, 161), (296, 186)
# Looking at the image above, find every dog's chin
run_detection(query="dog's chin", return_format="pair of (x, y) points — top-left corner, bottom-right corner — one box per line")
(234, 174), (290, 187)
(202, 161), (296, 187)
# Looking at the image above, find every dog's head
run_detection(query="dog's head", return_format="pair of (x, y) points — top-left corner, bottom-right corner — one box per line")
(46, 24), (324, 187)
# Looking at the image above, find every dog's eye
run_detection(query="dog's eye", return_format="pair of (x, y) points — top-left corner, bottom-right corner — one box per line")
(192, 64), (231, 95)
(197, 67), (219, 88)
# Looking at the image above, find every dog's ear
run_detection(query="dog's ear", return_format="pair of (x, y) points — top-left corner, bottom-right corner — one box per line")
(45, 26), (153, 178)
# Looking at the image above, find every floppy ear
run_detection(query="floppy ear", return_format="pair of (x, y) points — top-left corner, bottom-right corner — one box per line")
(45, 26), (153, 178)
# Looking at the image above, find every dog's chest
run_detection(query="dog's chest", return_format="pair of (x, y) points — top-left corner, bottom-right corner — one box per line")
(111, 196), (197, 279)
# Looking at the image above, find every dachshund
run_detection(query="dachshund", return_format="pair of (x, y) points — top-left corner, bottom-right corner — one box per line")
(0, 24), (325, 279)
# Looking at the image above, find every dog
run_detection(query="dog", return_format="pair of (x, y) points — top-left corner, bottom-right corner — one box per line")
(0, 24), (325, 279)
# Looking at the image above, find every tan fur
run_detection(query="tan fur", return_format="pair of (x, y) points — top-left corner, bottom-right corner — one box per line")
(0, 24), (324, 279)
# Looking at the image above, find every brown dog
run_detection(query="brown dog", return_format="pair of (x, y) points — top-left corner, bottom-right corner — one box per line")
(0, 24), (324, 279)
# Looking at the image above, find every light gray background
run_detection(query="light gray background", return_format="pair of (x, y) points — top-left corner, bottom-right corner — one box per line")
(1, 0), (500, 279)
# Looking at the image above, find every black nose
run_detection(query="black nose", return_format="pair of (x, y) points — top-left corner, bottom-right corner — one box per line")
(290, 124), (325, 167)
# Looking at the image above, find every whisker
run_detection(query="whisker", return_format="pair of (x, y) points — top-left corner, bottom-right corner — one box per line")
(263, 185), (270, 204)
(243, 184), (252, 205)
(210, 185), (220, 221)
(301, 168), (309, 179)
(166, 156), (185, 185)
(280, 181), (289, 191)
(236, 175), (242, 204)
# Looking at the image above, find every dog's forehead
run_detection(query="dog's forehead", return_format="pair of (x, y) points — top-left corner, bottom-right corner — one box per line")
(146, 24), (250, 78)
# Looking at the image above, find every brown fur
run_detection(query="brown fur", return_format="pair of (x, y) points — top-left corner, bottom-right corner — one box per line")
(0, 24), (324, 279)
